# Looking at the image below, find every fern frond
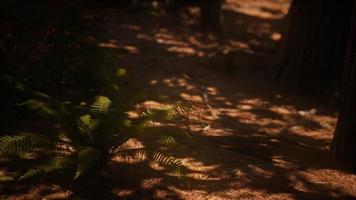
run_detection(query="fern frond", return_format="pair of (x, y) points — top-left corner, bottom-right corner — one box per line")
(159, 136), (177, 147)
(0, 133), (51, 154)
(165, 104), (190, 121)
(32, 91), (51, 100)
(90, 96), (111, 114)
(0, 174), (14, 182)
(78, 114), (98, 140)
(140, 109), (166, 121)
(21, 97), (87, 146)
(19, 168), (49, 180)
(19, 99), (56, 116)
(74, 146), (100, 179)
(54, 142), (73, 154)
(130, 149), (181, 168)
(140, 104), (190, 122)
(151, 152), (182, 167)
(132, 148), (148, 160)
(139, 119), (159, 129)
(19, 156), (75, 180)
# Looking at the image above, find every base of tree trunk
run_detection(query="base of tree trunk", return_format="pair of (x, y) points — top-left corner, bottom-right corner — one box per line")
(332, 117), (356, 171)
(277, 0), (352, 96)
(331, 1), (356, 172)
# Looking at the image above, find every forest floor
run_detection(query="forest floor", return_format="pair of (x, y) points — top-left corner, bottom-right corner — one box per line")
(5, 0), (356, 199)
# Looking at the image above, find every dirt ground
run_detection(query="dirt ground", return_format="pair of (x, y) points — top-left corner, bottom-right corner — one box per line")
(4, 0), (356, 199)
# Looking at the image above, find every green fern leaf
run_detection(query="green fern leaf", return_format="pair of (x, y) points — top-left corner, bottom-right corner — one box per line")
(19, 99), (56, 116)
(78, 114), (98, 139)
(0, 133), (50, 154)
(140, 104), (189, 122)
(19, 168), (46, 180)
(0, 174), (14, 182)
(90, 96), (111, 114)
(151, 152), (182, 167)
(135, 149), (148, 160)
(19, 156), (75, 180)
(32, 91), (51, 100)
(131, 149), (181, 167)
(165, 104), (190, 120)
(74, 147), (100, 179)
(159, 136), (177, 147)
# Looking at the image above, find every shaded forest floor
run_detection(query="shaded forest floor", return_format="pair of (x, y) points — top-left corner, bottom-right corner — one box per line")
(3, 0), (356, 199)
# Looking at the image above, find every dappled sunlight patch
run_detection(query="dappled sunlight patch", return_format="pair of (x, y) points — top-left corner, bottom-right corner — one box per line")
(173, 187), (293, 200)
(301, 169), (356, 195)
(237, 104), (253, 110)
(181, 158), (220, 173)
(228, 40), (252, 51)
(154, 189), (175, 199)
(225, 0), (290, 19)
(186, 172), (224, 181)
(271, 156), (297, 169)
(291, 129), (333, 142)
(234, 113), (257, 124)
(113, 139), (146, 163)
(270, 105), (295, 115)
(98, 42), (139, 53)
(155, 35), (189, 47)
(173, 189), (210, 199)
(98, 42), (119, 49)
(121, 24), (142, 31)
(248, 23), (273, 37)
(112, 154), (144, 164)
(180, 6), (200, 26)
(149, 79), (158, 85)
(259, 121), (285, 134)
(288, 174), (314, 194)
(127, 111), (140, 118)
(288, 170), (356, 198)
(206, 86), (219, 96)
(231, 168), (246, 179)
(205, 129), (237, 137)
(213, 96), (229, 102)
(167, 46), (196, 55)
(136, 33), (153, 41)
(141, 100), (169, 109)
(141, 177), (162, 189)
(180, 93), (203, 103)
(270, 32), (282, 41)
(285, 119), (334, 143)
(152, 30), (202, 56)
(10, 184), (73, 200)
(188, 36), (219, 49)
(112, 189), (135, 199)
(247, 164), (274, 179)
(121, 138), (145, 149)
(239, 98), (269, 107)
(121, 45), (140, 54)
(297, 108), (317, 117)
(149, 162), (166, 171)
(161, 77), (197, 91)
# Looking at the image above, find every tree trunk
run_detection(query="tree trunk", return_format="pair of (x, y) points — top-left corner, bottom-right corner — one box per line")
(200, 0), (223, 31)
(331, 1), (356, 172)
(278, 0), (353, 96)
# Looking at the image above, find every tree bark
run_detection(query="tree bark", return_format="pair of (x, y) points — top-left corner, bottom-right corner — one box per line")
(200, 0), (223, 31)
(331, 1), (356, 172)
(278, 0), (353, 96)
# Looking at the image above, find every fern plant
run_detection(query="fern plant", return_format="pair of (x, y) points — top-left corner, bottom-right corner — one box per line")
(0, 79), (190, 181)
